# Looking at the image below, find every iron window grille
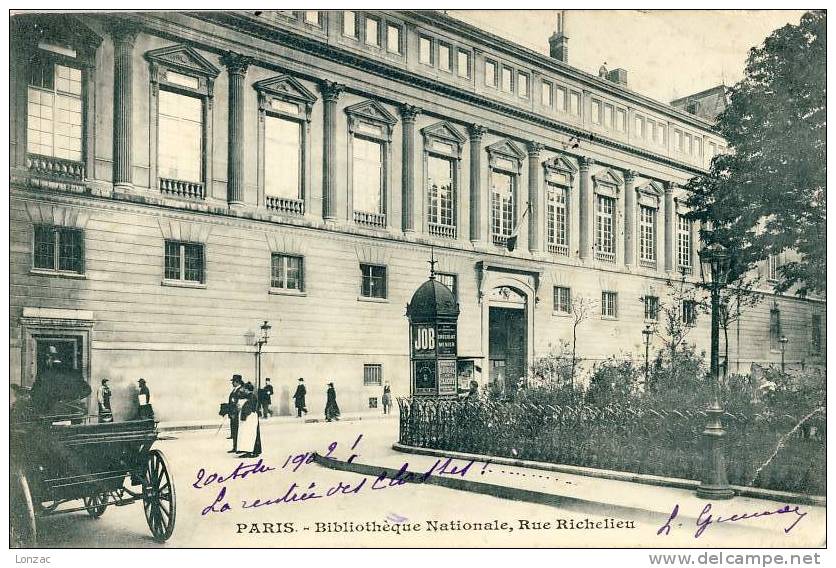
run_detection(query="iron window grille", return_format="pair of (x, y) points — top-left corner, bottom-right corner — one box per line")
(364, 364), (383, 386)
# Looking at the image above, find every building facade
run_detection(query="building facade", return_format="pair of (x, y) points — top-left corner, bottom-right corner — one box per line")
(9, 11), (825, 421)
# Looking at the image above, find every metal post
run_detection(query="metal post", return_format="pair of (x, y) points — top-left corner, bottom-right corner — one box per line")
(779, 336), (788, 372)
(696, 285), (734, 499)
(642, 324), (652, 389)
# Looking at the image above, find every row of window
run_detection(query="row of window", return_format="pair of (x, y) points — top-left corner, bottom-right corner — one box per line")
(552, 286), (697, 324)
(419, 35), (471, 79)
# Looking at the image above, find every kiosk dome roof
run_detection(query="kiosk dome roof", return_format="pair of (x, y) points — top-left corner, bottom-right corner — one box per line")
(406, 277), (460, 320)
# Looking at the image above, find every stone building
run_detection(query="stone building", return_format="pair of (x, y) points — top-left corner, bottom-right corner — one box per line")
(9, 10), (825, 421)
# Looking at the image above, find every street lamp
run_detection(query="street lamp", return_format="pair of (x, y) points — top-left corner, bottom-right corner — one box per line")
(642, 324), (653, 389)
(779, 335), (789, 372)
(254, 320), (272, 396)
(696, 243), (735, 500)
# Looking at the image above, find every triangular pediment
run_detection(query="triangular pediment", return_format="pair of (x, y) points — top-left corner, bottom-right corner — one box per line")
(486, 139), (526, 161)
(145, 44), (220, 78)
(544, 154), (578, 175)
(344, 99), (397, 125)
(636, 180), (664, 196)
(254, 74), (318, 104)
(592, 168), (623, 187)
(421, 121), (466, 145)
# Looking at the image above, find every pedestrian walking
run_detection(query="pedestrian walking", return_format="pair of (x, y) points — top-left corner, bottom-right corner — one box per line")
(237, 382), (262, 458)
(97, 378), (113, 423)
(258, 377), (274, 419)
(225, 374), (244, 453)
(292, 378), (307, 418)
(137, 378), (154, 420)
(382, 382), (392, 415)
(325, 382), (341, 422)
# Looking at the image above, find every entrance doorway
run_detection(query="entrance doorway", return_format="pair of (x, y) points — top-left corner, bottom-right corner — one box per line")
(488, 305), (527, 397)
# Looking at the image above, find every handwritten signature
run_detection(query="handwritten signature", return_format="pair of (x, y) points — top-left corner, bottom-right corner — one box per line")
(657, 502), (808, 538)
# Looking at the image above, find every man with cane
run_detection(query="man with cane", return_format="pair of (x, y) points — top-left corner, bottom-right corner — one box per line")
(222, 374), (244, 453)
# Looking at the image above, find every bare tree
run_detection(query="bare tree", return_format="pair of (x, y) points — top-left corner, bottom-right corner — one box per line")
(718, 276), (763, 373)
(650, 277), (704, 362)
(569, 295), (596, 386)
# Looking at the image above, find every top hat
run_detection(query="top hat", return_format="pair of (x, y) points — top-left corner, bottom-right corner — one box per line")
(327, 382), (334, 387)
(138, 378), (146, 384)
(101, 378), (109, 384)
(231, 374), (243, 383)
(298, 378), (304, 382)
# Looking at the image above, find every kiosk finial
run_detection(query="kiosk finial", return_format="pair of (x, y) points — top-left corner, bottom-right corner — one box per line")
(428, 247), (437, 279)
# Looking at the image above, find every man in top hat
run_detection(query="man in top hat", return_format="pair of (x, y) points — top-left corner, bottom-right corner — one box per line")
(292, 378), (307, 418)
(97, 378), (113, 423)
(226, 374), (244, 452)
(137, 378), (154, 419)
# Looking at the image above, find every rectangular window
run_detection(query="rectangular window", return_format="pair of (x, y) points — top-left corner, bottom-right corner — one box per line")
(360, 264), (387, 299)
(657, 125), (666, 146)
(164, 240), (204, 283)
(158, 90), (203, 183)
(683, 300), (698, 326)
(555, 86), (567, 111)
(602, 291), (618, 318)
(491, 170), (516, 244)
(546, 182), (568, 255)
(591, 100), (602, 124)
(595, 195), (616, 262)
(615, 108), (626, 132)
(264, 115), (301, 199)
(811, 314), (822, 354)
(553, 286), (571, 314)
(639, 205), (656, 266)
(363, 364), (383, 386)
(644, 296), (659, 321)
(304, 11), (320, 25)
(419, 36), (433, 65)
(604, 104), (614, 128)
(271, 254), (304, 291)
(386, 24), (402, 54)
(518, 72), (529, 98)
(33, 225), (83, 274)
(485, 59), (497, 87)
(436, 272), (458, 300)
(569, 91), (581, 116)
(675, 129), (684, 152)
(438, 43), (451, 72)
(634, 115), (644, 138)
(501, 66), (513, 93)
(427, 155), (455, 232)
(343, 11), (357, 37)
(768, 254), (780, 282)
(353, 137), (383, 213)
(457, 50), (471, 78)
(541, 80), (553, 107)
(365, 17), (380, 46)
(677, 215), (692, 273)
(27, 60), (83, 161)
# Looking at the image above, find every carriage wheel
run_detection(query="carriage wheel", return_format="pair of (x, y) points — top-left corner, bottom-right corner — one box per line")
(83, 493), (108, 518)
(10, 470), (37, 547)
(142, 449), (176, 542)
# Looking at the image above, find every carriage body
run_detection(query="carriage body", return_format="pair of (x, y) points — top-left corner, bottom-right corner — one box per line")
(10, 415), (176, 546)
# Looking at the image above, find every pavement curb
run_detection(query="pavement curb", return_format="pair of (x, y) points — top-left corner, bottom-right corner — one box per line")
(157, 413), (394, 432)
(391, 443), (827, 508)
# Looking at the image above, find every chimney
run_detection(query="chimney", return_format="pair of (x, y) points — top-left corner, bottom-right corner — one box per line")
(549, 10), (569, 63)
(607, 68), (628, 86)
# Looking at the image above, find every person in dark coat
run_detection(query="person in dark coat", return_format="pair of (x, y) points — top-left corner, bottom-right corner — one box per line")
(381, 382), (392, 415)
(325, 382), (340, 422)
(238, 382), (262, 458)
(97, 378), (113, 423)
(292, 378), (307, 418)
(258, 377), (274, 419)
(137, 378), (154, 419)
(30, 345), (91, 417)
(226, 374), (244, 453)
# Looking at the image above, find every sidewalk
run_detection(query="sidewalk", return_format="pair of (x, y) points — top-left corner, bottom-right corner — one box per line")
(158, 410), (396, 432)
(313, 441), (826, 547)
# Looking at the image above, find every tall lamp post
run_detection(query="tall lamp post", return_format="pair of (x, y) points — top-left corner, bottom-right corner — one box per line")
(254, 320), (271, 397)
(696, 243), (735, 500)
(779, 335), (788, 372)
(642, 324), (653, 389)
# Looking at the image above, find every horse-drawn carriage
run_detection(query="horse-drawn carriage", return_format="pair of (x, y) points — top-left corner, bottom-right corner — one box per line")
(10, 410), (176, 547)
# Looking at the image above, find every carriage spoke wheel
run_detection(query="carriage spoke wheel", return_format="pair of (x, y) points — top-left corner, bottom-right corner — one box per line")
(10, 470), (37, 547)
(83, 493), (108, 518)
(142, 449), (176, 542)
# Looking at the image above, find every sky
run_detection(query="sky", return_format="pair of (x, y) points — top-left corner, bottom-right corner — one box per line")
(446, 10), (807, 104)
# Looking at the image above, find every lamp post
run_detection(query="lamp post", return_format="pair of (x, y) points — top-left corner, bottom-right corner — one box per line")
(254, 320), (271, 396)
(696, 243), (735, 500)
(642, 324), (653, 389)
(779, 335), (788, 372)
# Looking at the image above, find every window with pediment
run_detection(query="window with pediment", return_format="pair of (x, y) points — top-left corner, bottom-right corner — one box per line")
(487, 139), (525, 247)
(146, 45), (219, 200)
(592, 169), (623, 263)
(422, 122), (465, 239)
(254, 75), (317, 217)
(636, 181), (663, 269)
(346, 100), (397, 228)
(13, 15), (101, 185)
(543, 156), (577, 256)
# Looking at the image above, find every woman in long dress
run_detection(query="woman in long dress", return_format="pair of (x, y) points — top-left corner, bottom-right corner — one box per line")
(325, 382), (340, 422)
(237, 383), (261, 458)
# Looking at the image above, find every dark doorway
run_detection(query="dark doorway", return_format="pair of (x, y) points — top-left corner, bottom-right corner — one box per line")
(488, 306), (527, 397)
(36, 336), (82, 378)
